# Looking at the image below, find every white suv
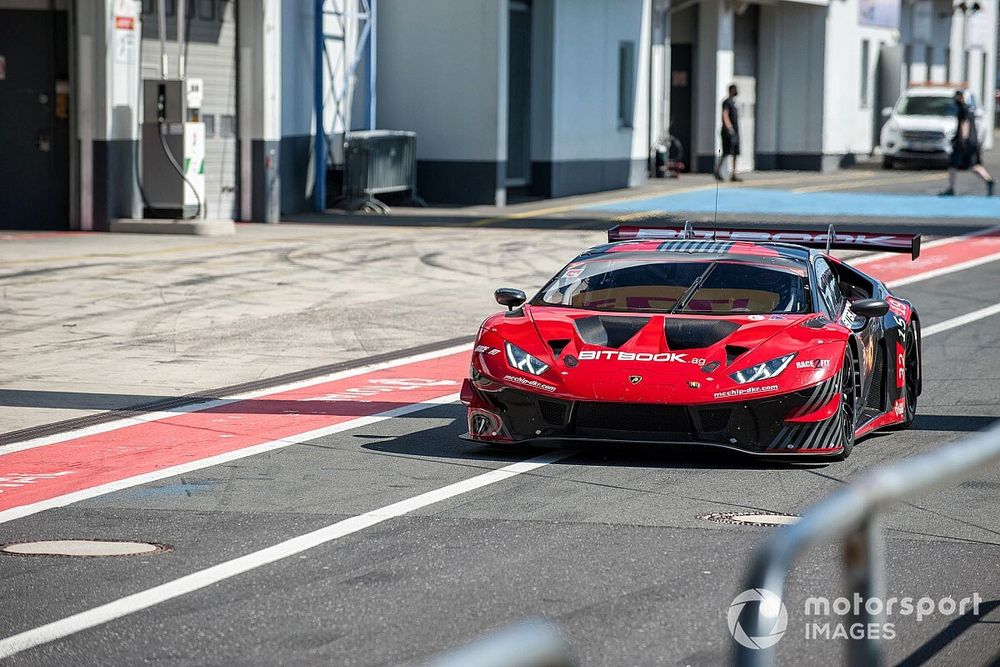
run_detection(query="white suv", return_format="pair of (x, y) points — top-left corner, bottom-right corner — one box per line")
(879, 86), (982, 168)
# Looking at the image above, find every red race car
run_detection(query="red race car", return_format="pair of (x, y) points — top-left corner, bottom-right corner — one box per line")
(461, 224), (922, 459)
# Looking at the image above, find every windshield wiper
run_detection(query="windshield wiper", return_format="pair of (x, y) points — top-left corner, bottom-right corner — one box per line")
(670, 262), (717, 314)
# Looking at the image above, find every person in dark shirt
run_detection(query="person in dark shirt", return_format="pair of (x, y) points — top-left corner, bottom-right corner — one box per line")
(715, 84), (741, 182)
(941, 90), (994, 196)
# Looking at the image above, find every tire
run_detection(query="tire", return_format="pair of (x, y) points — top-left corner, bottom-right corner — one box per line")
(895, 322), (920, 430)
(832, 353), (858, 460)
(882, 156), (894, 169)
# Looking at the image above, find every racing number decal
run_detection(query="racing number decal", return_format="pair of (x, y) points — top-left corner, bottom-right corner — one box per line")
(896, 341), (905, 389)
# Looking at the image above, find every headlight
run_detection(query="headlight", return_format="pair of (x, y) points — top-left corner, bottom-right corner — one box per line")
(730, 353), (795, 384)
(883, 121), (900, 136)
(504, 342), (549, 376)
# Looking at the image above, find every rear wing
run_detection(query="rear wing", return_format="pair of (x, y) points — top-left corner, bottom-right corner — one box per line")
(607, 223), (921, 260)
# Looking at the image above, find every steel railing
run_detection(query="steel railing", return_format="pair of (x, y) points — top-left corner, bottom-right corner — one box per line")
(425, 620), (575, 667)
(735, 421), (1000, 667)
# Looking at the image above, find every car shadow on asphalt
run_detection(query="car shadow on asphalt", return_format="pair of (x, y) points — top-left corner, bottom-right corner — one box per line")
(357, 404), (828, 471)
(909, 414), (998, 432)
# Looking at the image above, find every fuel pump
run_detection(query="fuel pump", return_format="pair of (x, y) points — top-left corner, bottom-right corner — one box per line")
(140, 80), (205, 219)
(139, 0), (206, 220)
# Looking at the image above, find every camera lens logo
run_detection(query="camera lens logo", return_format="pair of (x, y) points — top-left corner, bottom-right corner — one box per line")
(727, 588), (788, 650)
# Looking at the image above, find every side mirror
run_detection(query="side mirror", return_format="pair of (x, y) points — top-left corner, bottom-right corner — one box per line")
(851, 298), (890, 319)
(495, 288), (527, 311)
(881, 107), (893, 118)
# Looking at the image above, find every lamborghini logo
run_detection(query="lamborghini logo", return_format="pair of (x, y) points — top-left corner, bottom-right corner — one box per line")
(629, 375), (642, 384)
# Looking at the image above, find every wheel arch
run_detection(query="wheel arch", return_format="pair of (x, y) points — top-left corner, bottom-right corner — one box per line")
(909, 310), (923, 396)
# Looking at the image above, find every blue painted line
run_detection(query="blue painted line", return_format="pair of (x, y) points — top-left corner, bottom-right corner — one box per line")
(587, 188), (1000, 219)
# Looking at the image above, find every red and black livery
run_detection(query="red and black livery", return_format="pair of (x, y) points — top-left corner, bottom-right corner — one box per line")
(460, 225), (922, 459)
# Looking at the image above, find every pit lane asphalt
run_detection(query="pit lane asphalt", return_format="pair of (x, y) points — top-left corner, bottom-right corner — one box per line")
(1, 256), (998, 666)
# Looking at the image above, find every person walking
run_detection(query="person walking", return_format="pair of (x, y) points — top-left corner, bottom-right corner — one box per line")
(940, 89), (994, 196)
(715, 84), (742, 182)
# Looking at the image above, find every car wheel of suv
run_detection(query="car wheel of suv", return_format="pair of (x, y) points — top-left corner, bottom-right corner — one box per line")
(882, 156), (894, 169)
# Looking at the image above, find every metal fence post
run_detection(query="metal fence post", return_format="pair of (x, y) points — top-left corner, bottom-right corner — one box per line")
(843, 515), (886, 667)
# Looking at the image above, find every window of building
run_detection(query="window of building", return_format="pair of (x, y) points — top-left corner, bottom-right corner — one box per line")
(618, 41), (636, 129)
(198, 0), (216, 20)
(219, 114), (236, 138)
(202, 114), (216, 138)
(860, 40), (870, 108)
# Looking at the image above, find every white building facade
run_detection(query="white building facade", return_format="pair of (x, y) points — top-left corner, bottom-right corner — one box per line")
(0, 0), (995, 230)
(677, 0), (997, 173)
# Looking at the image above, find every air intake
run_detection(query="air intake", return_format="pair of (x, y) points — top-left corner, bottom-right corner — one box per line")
(664, 319), (740, 350)
(548, 339), (571, 357)
(574, 316), (650, 348)
(726, 345), (751, 366)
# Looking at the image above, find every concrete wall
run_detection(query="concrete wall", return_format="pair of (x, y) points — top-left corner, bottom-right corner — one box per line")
(692, 0), (733, 172)
(78, 0), (142, 229)
(377, 0), (507, 205)
(279, 1), (316, 214)
(755, 2), (826, 170)
(532, 0), (650, 196)
(820, 0), (897, 163)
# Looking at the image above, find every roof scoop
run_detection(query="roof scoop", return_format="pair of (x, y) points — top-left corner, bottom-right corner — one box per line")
(574, 316), (650, 348)
(665, 319), (740, 350)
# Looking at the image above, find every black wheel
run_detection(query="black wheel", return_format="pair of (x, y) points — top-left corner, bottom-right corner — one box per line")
(895, 322), (920, 430)
(832, 353), (858, 460)
(882, 156), (894, 169)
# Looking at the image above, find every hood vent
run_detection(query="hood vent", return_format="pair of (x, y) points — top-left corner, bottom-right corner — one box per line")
(665, 319), (740, 350)
(574, 316), (650, 348)
(726, 345), (751, 366)
(547, 339), (571, 357)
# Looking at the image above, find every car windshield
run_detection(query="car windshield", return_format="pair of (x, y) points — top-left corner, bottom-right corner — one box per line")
(897, 95), (955, 116)
(534, 257), (809, 315)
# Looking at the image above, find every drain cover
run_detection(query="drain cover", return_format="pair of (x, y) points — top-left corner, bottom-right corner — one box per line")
(0, 540), (170, 557)
(699, 511), (800, 526)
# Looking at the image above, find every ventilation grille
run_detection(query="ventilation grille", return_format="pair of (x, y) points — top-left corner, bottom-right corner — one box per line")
(538, 399), (569, 426)
(574, 316), (650, 348)
(575, 402), (691, 434)
(698, 408), (733, 432)
(866, 344), (886, 410)
(664, 319), (740, 350)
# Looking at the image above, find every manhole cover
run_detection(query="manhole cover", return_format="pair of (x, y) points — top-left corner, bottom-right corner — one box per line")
(699, 511), (800, 526)
(0, 540), (171, 557)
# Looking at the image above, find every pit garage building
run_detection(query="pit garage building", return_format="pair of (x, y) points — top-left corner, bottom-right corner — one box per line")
(0, 0), (995, 230)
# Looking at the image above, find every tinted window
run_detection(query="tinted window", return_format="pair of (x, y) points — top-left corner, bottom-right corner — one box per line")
(535, 258), (808, 315)
(814, 258), (843, 318)
(897, 96), (955, 116)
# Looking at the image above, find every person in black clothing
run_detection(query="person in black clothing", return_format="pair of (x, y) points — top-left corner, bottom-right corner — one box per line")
(715, 84), (742, 182)
(941, 90), (994, 196)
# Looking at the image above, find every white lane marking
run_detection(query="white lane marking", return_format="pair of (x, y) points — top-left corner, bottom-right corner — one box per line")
(0, 448), (571, 660)
(0, 344), (471, 456)
(887, 251), (1000, 288)
(2, 303), (999, 656)
(921, 303), (1000, 337)
(0, 393), (460, 526)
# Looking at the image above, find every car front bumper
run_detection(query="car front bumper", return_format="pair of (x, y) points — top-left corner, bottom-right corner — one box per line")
(461, 377), (843, 456)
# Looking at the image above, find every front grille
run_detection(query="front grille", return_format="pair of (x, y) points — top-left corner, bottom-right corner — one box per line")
(902, 130), (945, 142)
(698, 408), (732, 432)
(538, 399), (569, 426)
(575, 402), (691, 434)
